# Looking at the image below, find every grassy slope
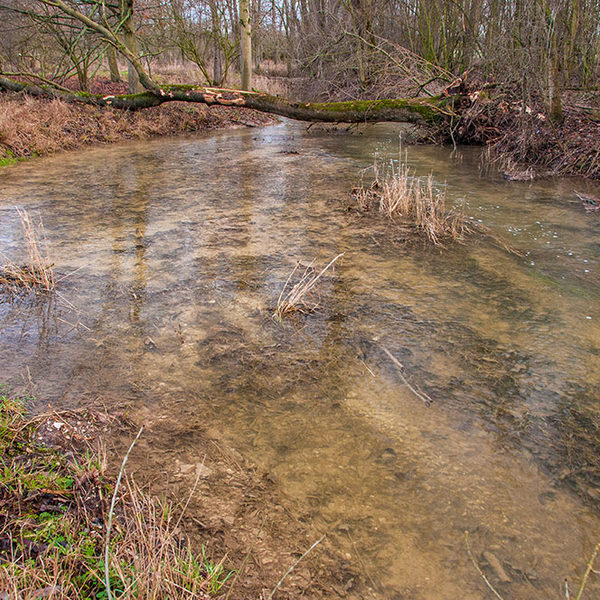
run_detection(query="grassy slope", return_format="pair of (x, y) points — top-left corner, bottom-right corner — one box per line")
(0, 90), (274, 163)
(0, 393), (232, 599)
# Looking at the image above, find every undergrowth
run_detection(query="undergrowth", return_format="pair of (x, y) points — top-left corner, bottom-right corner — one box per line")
(0, 393), (230, 599)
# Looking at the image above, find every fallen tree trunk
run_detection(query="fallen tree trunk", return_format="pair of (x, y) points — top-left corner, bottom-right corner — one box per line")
(0, 74), (457, 125)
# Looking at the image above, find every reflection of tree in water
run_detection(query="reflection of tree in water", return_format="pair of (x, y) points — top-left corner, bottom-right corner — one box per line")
(0, 293), (59, 357)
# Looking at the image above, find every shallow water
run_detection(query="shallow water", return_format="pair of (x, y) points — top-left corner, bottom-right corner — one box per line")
(1, 121), (599, 598)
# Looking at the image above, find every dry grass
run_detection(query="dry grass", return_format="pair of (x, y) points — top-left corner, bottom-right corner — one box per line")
(274, 254), (344, 320)
(0, 89), (274, 161)
(0, 394), (230, 599)
(0, 208), (55, 293)
(352, 158), (469, 245)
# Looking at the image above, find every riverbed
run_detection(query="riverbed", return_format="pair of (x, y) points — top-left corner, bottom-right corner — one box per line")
(1, 121), (599, 599)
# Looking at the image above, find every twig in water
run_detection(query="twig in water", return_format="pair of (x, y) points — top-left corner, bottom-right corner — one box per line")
(464, 531), (505, 600)
(381, 346), (433, 406)
(360, 358), (376, 377)
(576, 540), (600, 600)
(105, 426), (144, 600)
(346, 531), (380, 594)
(267, 535), (326, 600)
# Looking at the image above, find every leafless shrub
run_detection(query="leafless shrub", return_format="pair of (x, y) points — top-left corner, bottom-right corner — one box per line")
(0, 208), (55, 293)
(274, 253), (344, 320)
(352, 159), (469, 245)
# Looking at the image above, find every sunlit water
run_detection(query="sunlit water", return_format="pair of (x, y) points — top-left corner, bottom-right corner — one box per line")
(1, 121), (599, 598)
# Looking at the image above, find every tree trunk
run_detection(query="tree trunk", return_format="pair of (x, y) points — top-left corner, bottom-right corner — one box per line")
(108, 47), (121, 83)
(121, 0), (143, 94)
(239, 0), (252, 90)
(0, 74), (455, 126)
(123, 27), (142, 93)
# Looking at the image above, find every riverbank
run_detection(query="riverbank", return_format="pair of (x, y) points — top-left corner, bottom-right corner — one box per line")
(0, 393), (230, 598)
(2, 76), (599, 182)
(0, 392), (359, 599)
(0, 85), (275, 165)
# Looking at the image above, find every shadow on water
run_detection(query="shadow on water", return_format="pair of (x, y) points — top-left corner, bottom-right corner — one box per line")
(0, 121), (599, 598)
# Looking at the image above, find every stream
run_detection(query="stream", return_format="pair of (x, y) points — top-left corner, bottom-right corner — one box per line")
(1, 121), (599, 599)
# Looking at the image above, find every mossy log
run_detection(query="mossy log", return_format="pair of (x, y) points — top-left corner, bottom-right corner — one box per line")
(0, 74), (457, 125)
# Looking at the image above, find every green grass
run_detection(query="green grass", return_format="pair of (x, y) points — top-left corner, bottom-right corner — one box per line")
(0, 149), (26, 167)
(0, 392), (231, 599)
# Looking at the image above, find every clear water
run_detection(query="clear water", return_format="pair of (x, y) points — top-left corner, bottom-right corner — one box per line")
(1, 121), (599, 598)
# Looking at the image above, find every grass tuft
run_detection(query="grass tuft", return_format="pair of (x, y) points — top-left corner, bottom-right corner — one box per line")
(274, 254), (344, 321)
(0, 393), (228, 599)
(351, 158), (469, 245)
(0, 208), (55, 294)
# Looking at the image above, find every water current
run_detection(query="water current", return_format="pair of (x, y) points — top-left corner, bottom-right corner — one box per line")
(1, 121), (599, 599)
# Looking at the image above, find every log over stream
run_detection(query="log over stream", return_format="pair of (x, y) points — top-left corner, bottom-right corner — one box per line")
(0, 74), (458, 126)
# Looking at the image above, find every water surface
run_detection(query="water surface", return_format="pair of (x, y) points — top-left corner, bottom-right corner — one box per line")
(1, 122), (599, 599)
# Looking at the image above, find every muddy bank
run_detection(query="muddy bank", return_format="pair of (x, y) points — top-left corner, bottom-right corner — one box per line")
(118, 411), (364, 599)
(0, 84), (276, 164)
(0, 393), (362, 599)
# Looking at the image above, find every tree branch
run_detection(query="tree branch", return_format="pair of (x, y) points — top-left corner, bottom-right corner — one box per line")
(0, 74), (456, 124)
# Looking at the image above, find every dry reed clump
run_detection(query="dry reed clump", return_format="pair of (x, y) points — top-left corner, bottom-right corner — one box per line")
(0, 395), (230, 599)
(274, 253), (344, 320)
(352, 159), (469, 245)
(0, 208), (55, 293)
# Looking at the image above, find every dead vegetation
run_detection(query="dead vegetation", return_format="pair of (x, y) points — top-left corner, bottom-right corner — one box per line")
(0, 86), (274, 162)
(351, 158), (469, 245)
(449, 79), (600, 180)
(0, 394), (232, 599)
(274, 254), (344, 320)
(0, 208), (55, 294)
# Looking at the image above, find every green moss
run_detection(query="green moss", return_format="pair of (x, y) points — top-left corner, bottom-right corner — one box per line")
(307, 96), (449, 123)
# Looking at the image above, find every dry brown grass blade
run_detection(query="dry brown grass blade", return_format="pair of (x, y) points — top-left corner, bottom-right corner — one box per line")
(274, 253), (344, 320)
(0, 208), (55, 293)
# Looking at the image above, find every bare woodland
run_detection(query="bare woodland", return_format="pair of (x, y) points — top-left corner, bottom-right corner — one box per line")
(0, 0), (599, 173)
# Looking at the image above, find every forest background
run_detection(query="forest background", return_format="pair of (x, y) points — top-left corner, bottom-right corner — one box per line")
(0, 0), (599, 177)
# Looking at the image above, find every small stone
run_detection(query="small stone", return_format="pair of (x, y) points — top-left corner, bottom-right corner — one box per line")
(196, 463), (212, 478)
